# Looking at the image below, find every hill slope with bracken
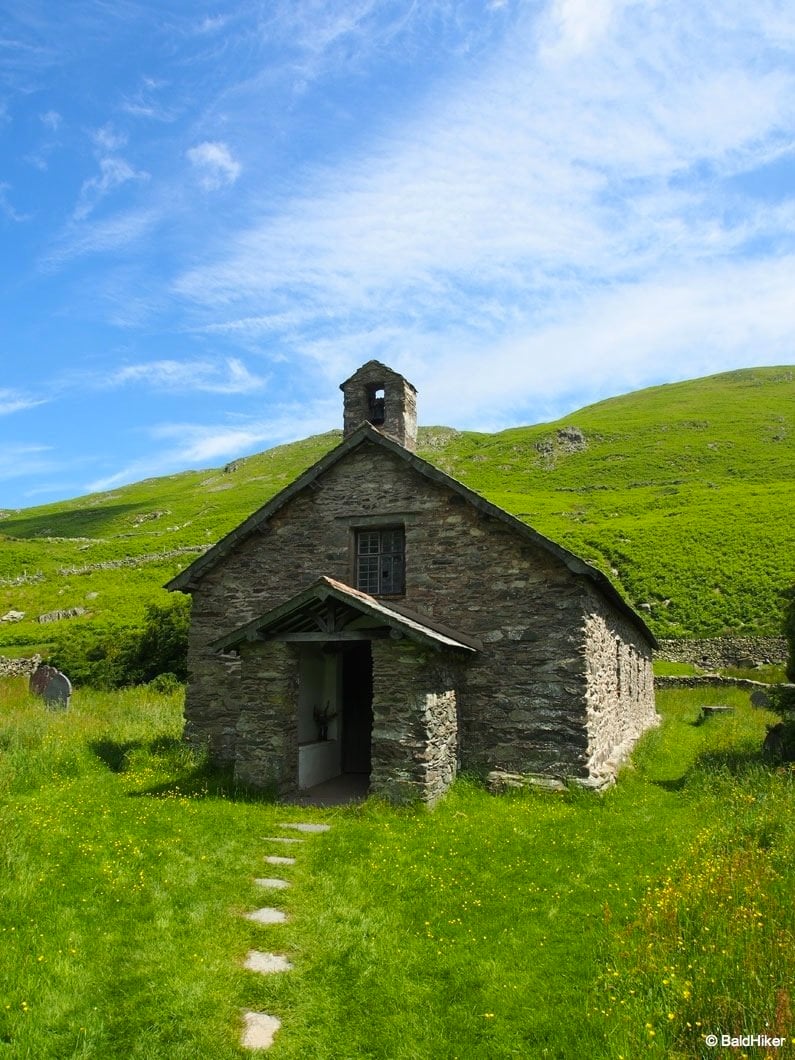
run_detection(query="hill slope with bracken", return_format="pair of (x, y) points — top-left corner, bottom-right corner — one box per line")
(0, 366), (792, 659)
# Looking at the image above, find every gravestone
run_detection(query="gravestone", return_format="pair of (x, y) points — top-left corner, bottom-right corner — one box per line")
(30, 664), (56, 697)
(29, 664), (72, 710)
(43, 670), (72, 710)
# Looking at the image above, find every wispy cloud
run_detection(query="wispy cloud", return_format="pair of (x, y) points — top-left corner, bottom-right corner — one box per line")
(0, 183), (30, 223)
(106, 357), (268, 394)
(195, 15), (228, 35)
(173, 0), (795, 416)
(43, 207), (160, 267)
(73, 126), (150, 220)
(0, 444), (55, 483)
(40, 108), (60, 130)
(121, 77), (176, 122)
(0, 387), (44, 415)
(186, 141), (241, 190)
(85, 400), (338, 492)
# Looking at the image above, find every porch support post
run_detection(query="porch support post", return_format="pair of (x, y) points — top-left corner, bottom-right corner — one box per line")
(234, 640), (299, 796)
(369, 640), (460, 804)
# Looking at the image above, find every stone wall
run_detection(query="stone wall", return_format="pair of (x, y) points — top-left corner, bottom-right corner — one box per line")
(234, 640), (299, 795)
(656, 637), (787, 668)
(369, 639), (460, 803)
(583, 593), (657, 788)
(179, 437), (655, 791)
(0, 655), (41, 678)
(654, 675), (771, 691)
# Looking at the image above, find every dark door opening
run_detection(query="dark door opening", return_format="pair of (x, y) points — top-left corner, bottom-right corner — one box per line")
(341, 641), (373, 775)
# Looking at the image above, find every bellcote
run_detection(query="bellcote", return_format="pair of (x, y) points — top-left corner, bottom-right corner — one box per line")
(340, 361), (417, 452)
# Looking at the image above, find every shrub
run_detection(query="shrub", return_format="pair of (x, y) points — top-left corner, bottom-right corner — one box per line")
(48, 596), (190, 689)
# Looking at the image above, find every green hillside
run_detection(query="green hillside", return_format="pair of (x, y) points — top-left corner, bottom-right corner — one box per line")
(1, 366), (792, 658)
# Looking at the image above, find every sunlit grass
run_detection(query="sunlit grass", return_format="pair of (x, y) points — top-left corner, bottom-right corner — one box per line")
(1, 679), (793, 1057)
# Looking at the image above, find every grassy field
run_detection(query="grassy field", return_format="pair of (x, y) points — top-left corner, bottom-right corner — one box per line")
(1, 680), (794, 1058)
(1, 366), (793, 660)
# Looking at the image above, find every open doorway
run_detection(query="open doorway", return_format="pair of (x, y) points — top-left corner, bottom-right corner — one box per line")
(341, 641), (373, 776)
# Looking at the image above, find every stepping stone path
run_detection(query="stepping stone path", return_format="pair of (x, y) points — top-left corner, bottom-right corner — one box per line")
(242, 1011), (282, 1051)
(279, 822), (331, 833)
(241, 820), (331, 1051)
(246, 907), (288, 925)
(245, 950), (293, 974)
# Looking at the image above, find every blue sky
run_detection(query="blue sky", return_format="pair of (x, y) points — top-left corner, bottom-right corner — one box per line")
(2, 0), (794, 509)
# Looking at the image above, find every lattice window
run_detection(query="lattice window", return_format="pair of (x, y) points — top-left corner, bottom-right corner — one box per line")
(356, 527), (405, 595)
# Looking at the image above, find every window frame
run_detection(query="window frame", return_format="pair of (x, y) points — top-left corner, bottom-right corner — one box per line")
(354, 525), (406, 597)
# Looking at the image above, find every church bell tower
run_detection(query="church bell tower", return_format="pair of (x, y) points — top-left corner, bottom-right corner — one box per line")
(340, 361), (417, 452)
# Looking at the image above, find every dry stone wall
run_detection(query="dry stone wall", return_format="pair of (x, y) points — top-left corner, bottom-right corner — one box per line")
(656, 637), (787, 668)
(0, 655), (41, 678)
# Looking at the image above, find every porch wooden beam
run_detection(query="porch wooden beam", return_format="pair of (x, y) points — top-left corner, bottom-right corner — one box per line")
(264, 630), (389, 642)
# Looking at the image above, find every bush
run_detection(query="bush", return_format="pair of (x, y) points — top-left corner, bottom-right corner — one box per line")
(49, 595), (190, 689)
(127, 596), (190, 685)
(768, 683), (795, 718)
(146, 672), (182, 694)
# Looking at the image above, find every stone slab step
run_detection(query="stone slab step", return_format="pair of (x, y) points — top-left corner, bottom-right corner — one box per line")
(255, 877), (290, 889)
(279, 822), (331, 833)
(246, 907), (287, 925)
(263, 836), (305, 844)
(265, 855), (295, 866)
(242, 1011), (281, 1050)
(245, 950), (293, 974)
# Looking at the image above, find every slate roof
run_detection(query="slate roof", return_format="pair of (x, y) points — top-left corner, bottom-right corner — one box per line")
(166, 422), (656, 646)
(212, 575), (481, 654)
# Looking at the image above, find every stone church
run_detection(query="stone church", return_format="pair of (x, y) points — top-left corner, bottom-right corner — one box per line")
(167, 361), (657, 802)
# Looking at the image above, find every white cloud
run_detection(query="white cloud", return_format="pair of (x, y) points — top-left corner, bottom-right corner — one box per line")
(85, 400), (338, 492)
(171, 0), (795, 427)
(196, 15), (228, 34)
(74, 156), (150, 221)
(186, 141), (241, 190)
(91, 123), (127, 153)
(40, 109), (61, 130)
(0, 387), (44, 415)
(542, 0), (622, 58)
(0, 183), (30, 223)
(43, 208), (159, 266)
(0, 444), (55, 482)
(107, 357), (268, 394)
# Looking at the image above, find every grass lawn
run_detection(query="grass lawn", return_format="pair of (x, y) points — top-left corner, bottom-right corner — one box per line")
(1, 680), (793, 1058)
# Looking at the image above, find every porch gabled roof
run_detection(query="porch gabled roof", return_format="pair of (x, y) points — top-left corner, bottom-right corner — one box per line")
(211, 576), (481, 654)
